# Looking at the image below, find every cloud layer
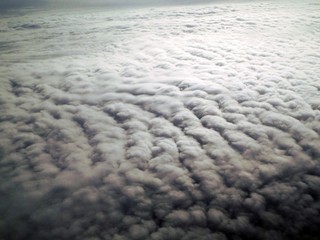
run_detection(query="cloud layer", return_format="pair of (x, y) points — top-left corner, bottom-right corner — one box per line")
(0, 1), (320, 239)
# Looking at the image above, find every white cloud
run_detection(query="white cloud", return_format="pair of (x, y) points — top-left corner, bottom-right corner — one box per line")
(1, 1), (320, 239)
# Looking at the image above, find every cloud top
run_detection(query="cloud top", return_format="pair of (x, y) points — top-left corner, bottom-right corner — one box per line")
(0, 1), (320, 239)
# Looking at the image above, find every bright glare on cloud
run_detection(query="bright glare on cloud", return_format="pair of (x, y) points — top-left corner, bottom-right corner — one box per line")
(0, 1), (320, 240)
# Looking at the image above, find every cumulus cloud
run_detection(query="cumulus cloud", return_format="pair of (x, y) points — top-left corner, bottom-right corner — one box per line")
(1, 0), (320, 240)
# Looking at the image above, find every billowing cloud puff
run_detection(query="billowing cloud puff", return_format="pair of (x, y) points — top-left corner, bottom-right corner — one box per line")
(0, 0), (320, 240)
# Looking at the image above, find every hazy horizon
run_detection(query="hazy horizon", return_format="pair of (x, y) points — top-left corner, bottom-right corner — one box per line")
(0, 0), (269, 11)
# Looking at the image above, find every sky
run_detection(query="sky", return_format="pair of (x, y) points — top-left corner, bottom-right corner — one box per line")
(0, 0), (251, 10)
(0, 0), (320, 239)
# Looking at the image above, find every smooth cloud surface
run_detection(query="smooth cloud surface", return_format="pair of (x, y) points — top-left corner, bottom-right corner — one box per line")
(0, 1), (320, 240)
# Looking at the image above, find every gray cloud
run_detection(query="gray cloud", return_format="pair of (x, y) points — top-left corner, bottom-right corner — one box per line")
(1, 0), (320, 240)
